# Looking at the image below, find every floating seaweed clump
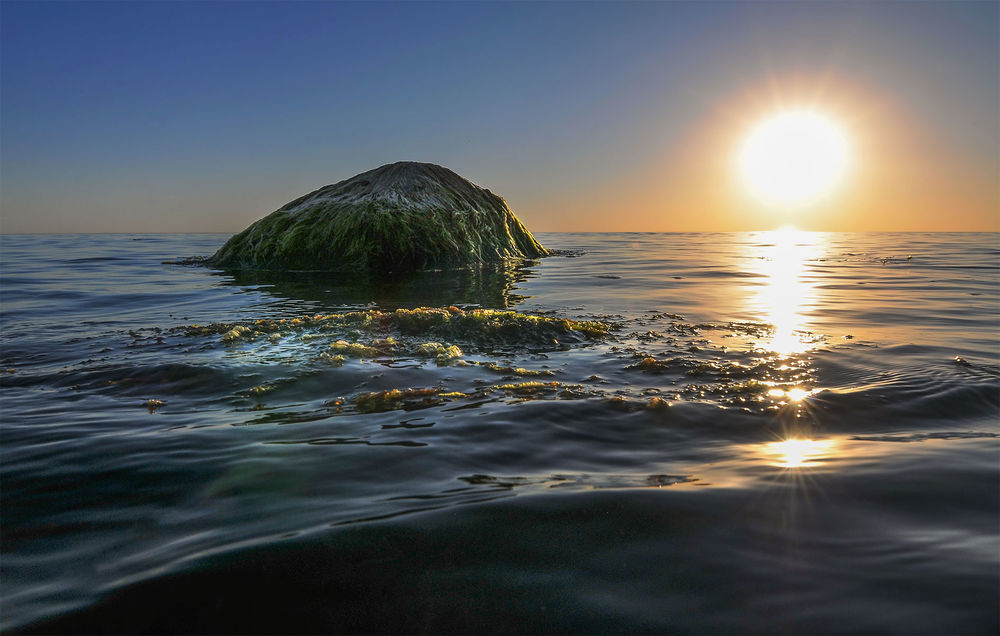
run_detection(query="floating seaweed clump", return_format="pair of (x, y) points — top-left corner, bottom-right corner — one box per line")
(143, 399), (165, 413)
(353, 387), (481, 414)
(417, 342), (464, 365)
(330, 340), (377, 358)
(475, 361), (554, 377)
(221, 325), (252, 343)
(184, 306), (612, 349)
(355, 388), (445, 413)
(726, 380), (772, 395)
(387, 307), (610, 344)
(317, 352), (346, 366)
(627, 357), (685, 373)
(495, 381), (561, 397)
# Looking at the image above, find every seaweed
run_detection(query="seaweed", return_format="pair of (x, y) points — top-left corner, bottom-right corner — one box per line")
(355, 388), (445, 413)
(185, 306), (612, 349)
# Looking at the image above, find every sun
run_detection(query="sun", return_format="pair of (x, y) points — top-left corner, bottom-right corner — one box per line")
(738, 110), (850, 208)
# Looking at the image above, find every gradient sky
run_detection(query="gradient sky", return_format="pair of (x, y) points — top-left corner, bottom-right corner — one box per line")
(1, 1), (997, 233)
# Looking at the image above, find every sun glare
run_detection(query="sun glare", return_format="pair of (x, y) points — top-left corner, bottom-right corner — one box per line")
(764, 438), (836, 469)
(738, 110), (850, 208)
(751, 227), (823, 355)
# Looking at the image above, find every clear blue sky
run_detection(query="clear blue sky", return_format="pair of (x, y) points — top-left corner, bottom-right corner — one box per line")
(2, 1), (997, 233)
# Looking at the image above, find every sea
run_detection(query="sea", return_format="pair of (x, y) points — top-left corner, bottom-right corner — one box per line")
(1, 231), (997, 634)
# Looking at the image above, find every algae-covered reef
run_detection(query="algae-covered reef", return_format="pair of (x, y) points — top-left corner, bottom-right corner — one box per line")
(209, 162), (549, 273)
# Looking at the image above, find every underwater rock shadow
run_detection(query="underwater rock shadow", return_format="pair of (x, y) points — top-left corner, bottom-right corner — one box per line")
(211, 259), (541, 310)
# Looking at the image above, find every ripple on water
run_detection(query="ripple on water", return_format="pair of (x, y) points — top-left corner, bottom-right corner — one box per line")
(2, 232), (998, 633)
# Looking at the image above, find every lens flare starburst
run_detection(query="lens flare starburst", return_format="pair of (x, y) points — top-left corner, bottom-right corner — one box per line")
(763, 438), (836, 469)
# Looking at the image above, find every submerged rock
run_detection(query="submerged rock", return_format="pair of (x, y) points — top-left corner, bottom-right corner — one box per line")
(209, 161), (549, 273)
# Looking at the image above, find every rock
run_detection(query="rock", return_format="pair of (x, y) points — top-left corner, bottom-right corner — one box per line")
(209, 162), (549, 273)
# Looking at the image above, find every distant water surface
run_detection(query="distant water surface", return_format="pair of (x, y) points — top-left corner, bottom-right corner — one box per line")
(1, 231), (997, 634)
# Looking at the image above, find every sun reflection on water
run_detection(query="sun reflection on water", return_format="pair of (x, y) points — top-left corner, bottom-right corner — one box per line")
(751, 227), (824, 356)
(767, 387), (810, 402)
(763, 438), (836, 469)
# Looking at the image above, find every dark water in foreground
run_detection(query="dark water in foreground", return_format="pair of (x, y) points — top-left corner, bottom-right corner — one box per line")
(1, 231), (997, 634)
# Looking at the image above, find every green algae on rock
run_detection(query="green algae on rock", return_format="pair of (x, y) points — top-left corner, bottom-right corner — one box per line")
(209, 162), (549, 273)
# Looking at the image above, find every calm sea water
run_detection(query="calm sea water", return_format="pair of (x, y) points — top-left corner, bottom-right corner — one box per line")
(1, 231), (997, 634)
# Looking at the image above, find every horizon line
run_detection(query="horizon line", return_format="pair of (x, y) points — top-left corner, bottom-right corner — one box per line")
(2, 230), (998, 237)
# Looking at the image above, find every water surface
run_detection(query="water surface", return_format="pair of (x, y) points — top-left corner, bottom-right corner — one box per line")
(2, 231), (997, 633)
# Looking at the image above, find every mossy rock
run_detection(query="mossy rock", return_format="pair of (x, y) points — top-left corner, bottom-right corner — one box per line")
(209, 162), (549, 273)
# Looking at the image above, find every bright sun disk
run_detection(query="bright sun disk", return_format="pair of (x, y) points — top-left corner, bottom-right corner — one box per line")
(738, 110), (849, 208)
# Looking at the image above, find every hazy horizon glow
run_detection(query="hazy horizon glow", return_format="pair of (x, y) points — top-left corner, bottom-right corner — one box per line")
(1, 1), (997, 234)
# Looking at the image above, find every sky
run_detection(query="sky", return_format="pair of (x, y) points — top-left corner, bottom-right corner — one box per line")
(1, 0), (997, 233)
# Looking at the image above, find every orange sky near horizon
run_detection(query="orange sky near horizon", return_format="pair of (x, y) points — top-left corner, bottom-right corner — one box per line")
(524, 77), (999, 233)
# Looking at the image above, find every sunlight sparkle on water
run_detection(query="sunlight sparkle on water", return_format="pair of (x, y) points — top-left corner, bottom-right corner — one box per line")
(766, 387), (809, 402)
(751, 227), (823, 356)
(763, 438), (836, 469)
(786, 387), (809, 402)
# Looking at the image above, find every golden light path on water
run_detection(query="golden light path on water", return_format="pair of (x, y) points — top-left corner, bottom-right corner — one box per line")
(761, 438), (838, 469)
(750, 226), (824, 357)
(749, 228), (832, 472)
(669, 436), (908, 489)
